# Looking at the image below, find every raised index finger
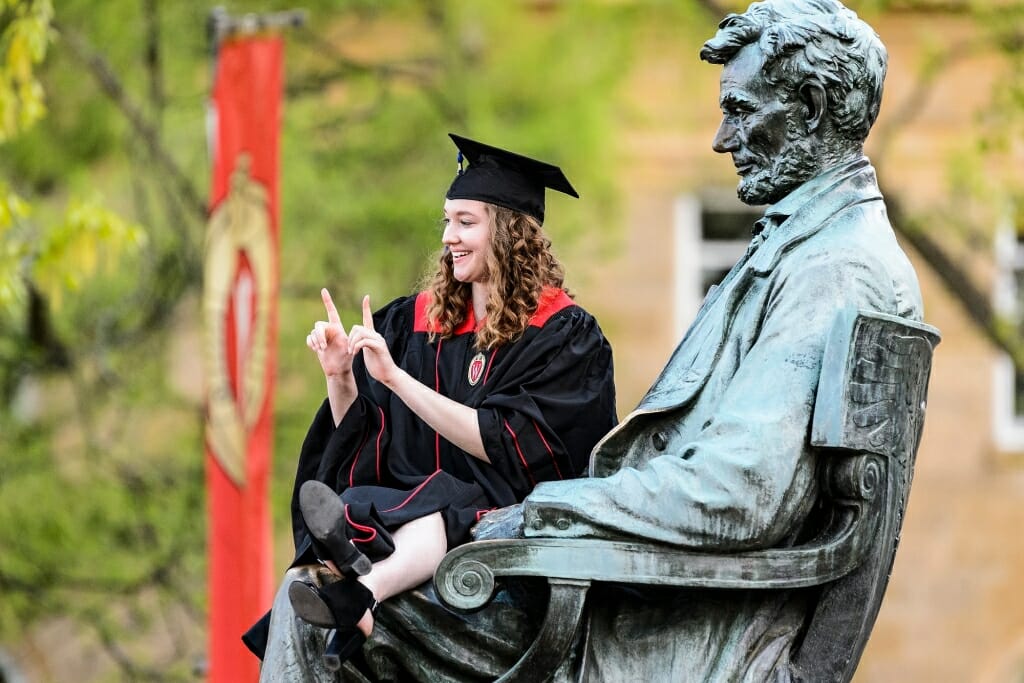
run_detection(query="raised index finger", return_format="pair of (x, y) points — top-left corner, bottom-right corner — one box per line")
(362, 294), (374, 331)
(321, 288), (341, 325)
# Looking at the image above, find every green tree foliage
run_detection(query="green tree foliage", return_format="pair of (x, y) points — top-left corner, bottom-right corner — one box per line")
(0, 0), (49, 140)
(0, 1), (697, 679)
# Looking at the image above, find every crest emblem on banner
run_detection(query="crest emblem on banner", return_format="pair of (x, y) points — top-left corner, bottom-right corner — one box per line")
(203, 154), (274, 486)
(468, 352), (486, 386)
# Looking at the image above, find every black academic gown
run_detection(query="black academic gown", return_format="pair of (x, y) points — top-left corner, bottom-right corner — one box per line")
(244, 286), (616, 657)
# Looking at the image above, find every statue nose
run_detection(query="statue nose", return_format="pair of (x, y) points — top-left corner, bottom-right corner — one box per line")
(712, 120), (738, 153)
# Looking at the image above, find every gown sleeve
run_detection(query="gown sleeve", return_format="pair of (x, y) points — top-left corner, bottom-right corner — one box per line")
(476, 307), (617, 500)
(288, 295), (412, 549)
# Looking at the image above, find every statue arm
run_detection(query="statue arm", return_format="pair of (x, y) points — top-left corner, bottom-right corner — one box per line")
(524, 252), (891, 550)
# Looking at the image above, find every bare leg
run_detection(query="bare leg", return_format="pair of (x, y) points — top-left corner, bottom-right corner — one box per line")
(351, 512), (448, 636)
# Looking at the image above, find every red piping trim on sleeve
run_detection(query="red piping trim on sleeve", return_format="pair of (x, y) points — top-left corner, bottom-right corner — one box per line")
(503, 420), (537, 487)
(435, 339), (443, 470)
(527, 287), (575, 328)
(482, 347), (499, 385)
(532, 420), (563, 480)
(475, 507), (498, 522)
(382, 469), (442, 513)
(374, 407), (385, 484)
(344, 504), (378, 544)
(348, 429), (371, 488)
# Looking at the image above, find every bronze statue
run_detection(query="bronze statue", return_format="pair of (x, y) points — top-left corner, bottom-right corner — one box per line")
(259, 0), (937, 680)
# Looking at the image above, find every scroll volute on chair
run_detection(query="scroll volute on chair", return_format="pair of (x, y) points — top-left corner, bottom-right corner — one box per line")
(793, 309), (940, 681)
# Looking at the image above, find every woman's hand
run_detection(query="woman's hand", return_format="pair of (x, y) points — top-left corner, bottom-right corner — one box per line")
(307, 288), (355, 380)
(346, 294), (486, 459)
(349, 295), (403, 388)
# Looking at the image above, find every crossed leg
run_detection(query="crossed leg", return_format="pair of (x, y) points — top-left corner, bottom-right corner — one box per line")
(259, 513), (449, 680)
(349, 512), (449, 636)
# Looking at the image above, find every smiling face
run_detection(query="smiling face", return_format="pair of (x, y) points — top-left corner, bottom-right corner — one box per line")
(442, 198), (493, 284)
(712, 43), (820, 205)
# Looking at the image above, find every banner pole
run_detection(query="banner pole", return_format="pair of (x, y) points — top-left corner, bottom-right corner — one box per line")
(204, 8), (303, 681)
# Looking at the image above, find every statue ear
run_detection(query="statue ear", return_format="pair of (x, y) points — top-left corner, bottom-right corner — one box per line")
(799, 80), (827, 133)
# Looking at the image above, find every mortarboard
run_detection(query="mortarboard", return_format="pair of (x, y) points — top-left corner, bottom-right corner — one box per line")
(445, 133), (579, 224)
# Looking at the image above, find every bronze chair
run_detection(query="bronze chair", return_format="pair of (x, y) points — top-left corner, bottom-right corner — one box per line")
(435, 309), (941, 683)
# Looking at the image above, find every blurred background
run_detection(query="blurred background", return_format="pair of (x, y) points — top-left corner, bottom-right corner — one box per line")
(0, 0), (1022, 681)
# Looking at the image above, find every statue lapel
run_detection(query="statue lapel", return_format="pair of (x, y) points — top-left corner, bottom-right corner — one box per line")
(589, 163), (884, 476)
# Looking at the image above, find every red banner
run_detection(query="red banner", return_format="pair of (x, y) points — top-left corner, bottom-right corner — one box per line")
(204, 35), (282, 682)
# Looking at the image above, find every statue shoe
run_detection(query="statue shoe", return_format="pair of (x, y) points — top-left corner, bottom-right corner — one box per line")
(299, 480), (373, 577)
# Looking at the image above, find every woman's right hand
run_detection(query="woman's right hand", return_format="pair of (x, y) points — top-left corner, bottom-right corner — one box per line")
(307, 288), (355, 380)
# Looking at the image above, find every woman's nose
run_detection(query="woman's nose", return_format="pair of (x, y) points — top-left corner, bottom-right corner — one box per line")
(441, 223), (456, 244)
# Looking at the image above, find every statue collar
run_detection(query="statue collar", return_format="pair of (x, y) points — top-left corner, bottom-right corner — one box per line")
(764, 156), (871, 222)
(746, 156), (881, 274)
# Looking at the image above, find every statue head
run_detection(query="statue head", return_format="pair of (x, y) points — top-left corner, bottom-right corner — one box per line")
(700, 0), (887, 205)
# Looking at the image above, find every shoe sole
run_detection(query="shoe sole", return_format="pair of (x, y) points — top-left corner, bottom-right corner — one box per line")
(288, 581), (336, 629)
(299, 481), (372, 576)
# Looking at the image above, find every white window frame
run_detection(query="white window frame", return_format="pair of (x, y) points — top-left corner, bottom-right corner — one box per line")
(673, 192), (758, 338)
(992, 213), (1024, 451)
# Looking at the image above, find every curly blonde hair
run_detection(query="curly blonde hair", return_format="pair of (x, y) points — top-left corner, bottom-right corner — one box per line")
(423, 204), (568, 350)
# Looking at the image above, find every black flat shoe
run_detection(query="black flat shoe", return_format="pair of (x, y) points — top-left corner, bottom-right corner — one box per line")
(299, 480), (372, 577)
(288, 578), (379, 670)
(288, 577), (377, 629)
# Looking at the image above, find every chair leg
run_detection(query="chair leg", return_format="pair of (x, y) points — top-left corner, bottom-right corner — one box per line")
(496, 579), (591, 683)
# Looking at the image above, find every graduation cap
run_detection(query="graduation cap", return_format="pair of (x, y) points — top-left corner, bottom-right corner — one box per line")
(445, 133), (579, 224)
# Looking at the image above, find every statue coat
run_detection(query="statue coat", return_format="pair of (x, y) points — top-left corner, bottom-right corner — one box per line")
(522, 157), (924, 682)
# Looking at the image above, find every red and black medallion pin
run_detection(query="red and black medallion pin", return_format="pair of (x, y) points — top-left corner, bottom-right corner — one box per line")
(467, 352), (486, 386)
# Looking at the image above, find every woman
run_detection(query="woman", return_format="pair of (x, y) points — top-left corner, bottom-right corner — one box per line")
(246, 134), (616, 674)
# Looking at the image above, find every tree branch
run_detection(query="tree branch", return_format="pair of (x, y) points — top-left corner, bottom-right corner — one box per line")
(885, 189), (1024, 367)
(872, 38), (983, 169)
(141, 0), (165, 121)
(54, 22), (207, 224)
(287, 24), (439, 97)
(88, 612), (170, 682)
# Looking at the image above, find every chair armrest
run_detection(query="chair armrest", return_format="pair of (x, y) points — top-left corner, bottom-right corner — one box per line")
(436, 453), (884, 612)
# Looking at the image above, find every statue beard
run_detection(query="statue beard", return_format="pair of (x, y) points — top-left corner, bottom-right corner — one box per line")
(736, 116), (823, 206)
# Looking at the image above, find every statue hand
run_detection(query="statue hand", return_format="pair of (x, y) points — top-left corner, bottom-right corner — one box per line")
(471, 503), (525, 541)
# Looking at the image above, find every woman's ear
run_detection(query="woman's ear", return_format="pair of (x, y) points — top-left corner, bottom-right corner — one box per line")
(799, 79), (827, 133)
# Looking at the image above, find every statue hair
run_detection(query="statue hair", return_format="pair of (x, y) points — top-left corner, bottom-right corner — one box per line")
(700, 0), (887, 145)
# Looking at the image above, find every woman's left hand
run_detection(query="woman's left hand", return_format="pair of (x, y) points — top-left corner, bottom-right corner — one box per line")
(349, 295), (403, 387)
